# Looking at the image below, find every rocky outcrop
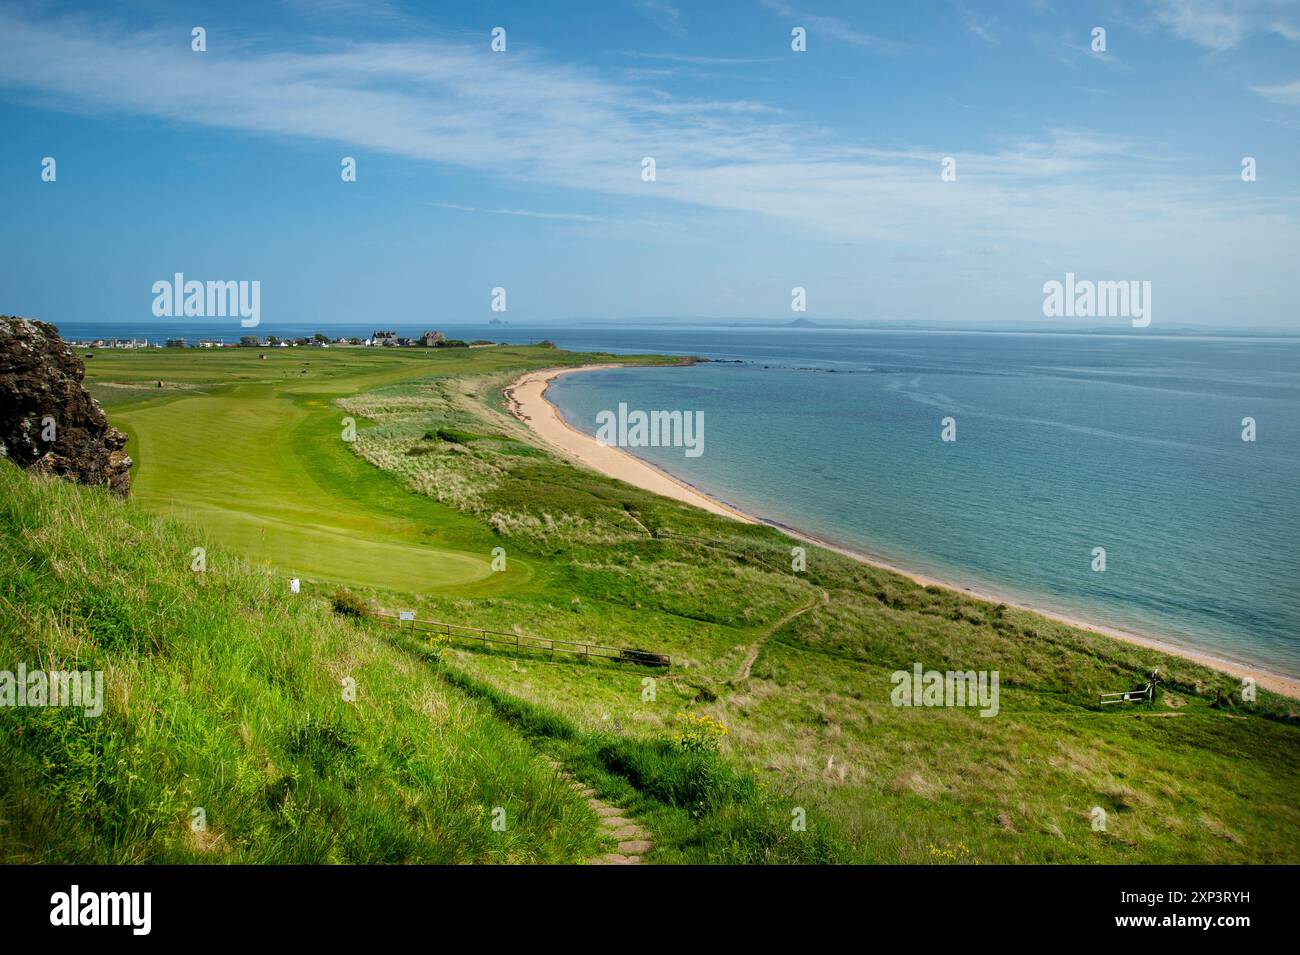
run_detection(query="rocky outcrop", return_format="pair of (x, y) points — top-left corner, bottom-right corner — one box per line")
(0, 316), (131, 496)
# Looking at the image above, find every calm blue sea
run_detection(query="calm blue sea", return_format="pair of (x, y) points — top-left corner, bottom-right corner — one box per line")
(58, 320), (1300, 678)
(544, 327), (1300, 680)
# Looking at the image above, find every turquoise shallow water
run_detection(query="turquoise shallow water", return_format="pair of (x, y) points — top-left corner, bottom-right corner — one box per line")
(543, 328), (1300, 679)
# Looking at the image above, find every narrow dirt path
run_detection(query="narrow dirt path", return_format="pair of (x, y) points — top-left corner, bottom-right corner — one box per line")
(734, 587), (829, 683)
(547, 760), (653, 865)
(384, 622), (658, 864)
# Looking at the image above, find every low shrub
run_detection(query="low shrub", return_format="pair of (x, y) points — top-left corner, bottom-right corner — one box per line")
(330, 587), (370, 618)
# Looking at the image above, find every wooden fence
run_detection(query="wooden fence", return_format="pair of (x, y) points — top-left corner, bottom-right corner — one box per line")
(373, 611), (670, 668)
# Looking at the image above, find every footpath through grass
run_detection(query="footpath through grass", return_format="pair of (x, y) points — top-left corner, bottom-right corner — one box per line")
(0, 459), (844, 863)
(0, 462), (601, 863)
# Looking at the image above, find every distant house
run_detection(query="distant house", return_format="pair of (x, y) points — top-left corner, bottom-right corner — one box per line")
(370, 330), (398, 346)
(419, 330), (445, 347)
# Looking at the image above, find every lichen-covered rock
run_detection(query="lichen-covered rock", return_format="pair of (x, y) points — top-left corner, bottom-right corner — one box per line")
(0, 316), (131, 496)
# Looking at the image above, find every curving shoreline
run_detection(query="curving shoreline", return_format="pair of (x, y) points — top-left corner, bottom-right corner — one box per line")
(504, 365), (759, 523)
(505, 363), (1300, 701)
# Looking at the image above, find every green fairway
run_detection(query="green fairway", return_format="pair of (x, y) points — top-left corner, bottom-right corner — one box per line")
(119, 385), (501, 593)
(85, 344), (673, 598)
(87, 347), (557, 596)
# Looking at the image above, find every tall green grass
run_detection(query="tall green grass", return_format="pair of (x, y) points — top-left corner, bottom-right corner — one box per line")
(0, 462), (602, 863)
(426, 661), (846, 864)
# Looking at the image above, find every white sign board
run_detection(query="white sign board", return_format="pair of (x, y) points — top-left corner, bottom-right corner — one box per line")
(399, 611), (415, 621)
(289, 578), (300, 594)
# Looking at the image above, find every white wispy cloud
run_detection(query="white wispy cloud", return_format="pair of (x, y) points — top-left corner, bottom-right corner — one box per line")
(282, 0), (414, 23)
(1034, 28), (1133, 72)
(0, 2), (1295, 290)
(1252, 78), (1300, 103)
(634, 0), (686, 37)
(956, 1), (1000, 44)
(615, 51), (785, 65)
(1148, 0), (1300, 50)
(429, 201), (610, 223)
(755, 0), (916, 53)
(1144, 3), (1300, 109)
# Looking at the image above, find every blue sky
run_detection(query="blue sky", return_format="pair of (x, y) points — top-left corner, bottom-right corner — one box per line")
(1, 0), (1298, 329)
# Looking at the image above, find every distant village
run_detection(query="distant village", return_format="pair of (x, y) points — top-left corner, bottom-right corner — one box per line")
(66, 330), (495, 350)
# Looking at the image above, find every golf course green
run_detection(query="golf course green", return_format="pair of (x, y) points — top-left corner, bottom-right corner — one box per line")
(85, 345), (566, 596)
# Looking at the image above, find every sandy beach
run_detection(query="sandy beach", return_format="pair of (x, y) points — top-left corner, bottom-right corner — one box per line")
(504, 365), (759, 523)
(505, 363), (1300, 702)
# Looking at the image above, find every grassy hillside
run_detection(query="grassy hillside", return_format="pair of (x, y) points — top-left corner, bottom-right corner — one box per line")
(0, 461), (604, 863)
(338, 350), (1300, 864)
(11, 342), (1297, 864)
(0, 460), (841, 864)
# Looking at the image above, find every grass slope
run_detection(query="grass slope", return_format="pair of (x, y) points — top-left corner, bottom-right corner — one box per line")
(0, 461), (841, 864)
(337, 348), (1300, 864)
(0, 463), (602, 863)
